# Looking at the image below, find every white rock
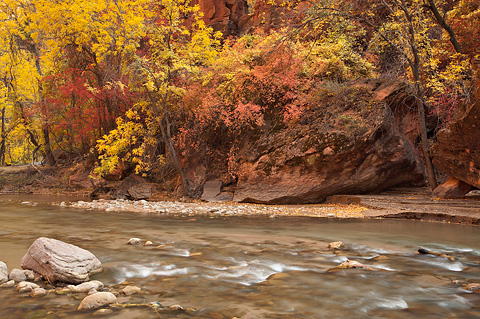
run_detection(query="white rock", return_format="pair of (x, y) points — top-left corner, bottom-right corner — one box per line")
(0, 261), (7, 284)
(127, 238), (142, 245)
(9, 268), (27, 282)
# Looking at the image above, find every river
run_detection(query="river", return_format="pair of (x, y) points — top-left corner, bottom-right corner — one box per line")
(0, 195), (479, 318)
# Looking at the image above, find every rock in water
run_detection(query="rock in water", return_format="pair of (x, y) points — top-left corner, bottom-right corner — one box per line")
(16, 281), (40, 293)
(20, 237), (103, 284)
(9, 268), (27, 282)
(77, 292), (117, 311)
(328, 241), (344, 250)
(68, 280), (104, 293)
(122, 285), (141, 296)
(0, 261), (8, 284)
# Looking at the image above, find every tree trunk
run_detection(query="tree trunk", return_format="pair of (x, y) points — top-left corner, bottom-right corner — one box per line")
(0, 107), (6, 166)
(426, 0), (463, 54)
(33, 45), (56, 167)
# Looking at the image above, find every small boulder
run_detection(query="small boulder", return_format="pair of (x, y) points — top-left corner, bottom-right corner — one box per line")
(68, 280), (104, 293)
(433, 177), (472, 199)
(128, 183), (152, 200)
(0, 261), (7, 284)
(144, 241), (154, 246)
(328, 241), (344, 250)
(30, 287), (47, 298)
(20, 237), (103, 284)
(77, 292), (117, 311)
(127, 238), (142, 245)
(0, 280), (15, 288)
(16, 281), (40, 293)
(9, 268), (27, 282)
(122, 285), (141, 296)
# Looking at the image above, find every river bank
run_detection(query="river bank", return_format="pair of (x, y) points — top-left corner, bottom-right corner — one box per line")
(1, 165), (480, 224)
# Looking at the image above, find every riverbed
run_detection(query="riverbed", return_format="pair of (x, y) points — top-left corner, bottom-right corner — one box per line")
(1, 196), (479, 318)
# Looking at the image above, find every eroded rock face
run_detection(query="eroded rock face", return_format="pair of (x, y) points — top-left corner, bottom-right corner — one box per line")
(193, 0), (248, 35)
(233, 81), (425, 204)
(21, 237), (102, 284)
(432, 101), (480, 189)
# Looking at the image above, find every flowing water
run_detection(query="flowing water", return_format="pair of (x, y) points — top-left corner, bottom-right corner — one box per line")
(0, 195), (479, 319)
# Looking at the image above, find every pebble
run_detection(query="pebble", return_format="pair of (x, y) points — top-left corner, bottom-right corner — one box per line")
(69, 200), (366, 218)
(144, 240), (154, 246)
(127, 238), (142, 245)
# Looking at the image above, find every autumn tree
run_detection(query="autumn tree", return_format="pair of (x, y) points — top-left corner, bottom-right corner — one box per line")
(301, 0), (478, 189)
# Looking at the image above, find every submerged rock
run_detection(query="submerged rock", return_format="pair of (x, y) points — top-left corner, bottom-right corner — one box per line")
(77, 292), (117, 311)
(329, 260), (374, 271)
(21, 237), (103, 284)
(0, 261), (7, 284)
(9, 268), (27, 282)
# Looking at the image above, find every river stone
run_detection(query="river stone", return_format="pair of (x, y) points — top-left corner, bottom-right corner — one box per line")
(20, 237), (103, 284)
(0, 261), (7, 284)
(122, 285), (141, 295)
(23, 269), (36, 281)
(9, 268), (27, 282)
(30, 287), (47, 297)
(77, 292), (117, 311)
(68, 280), (104, 293)
(127, 238), (142, 245)
(16, 281), (40, 293)
(0, 280), (15, 288)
